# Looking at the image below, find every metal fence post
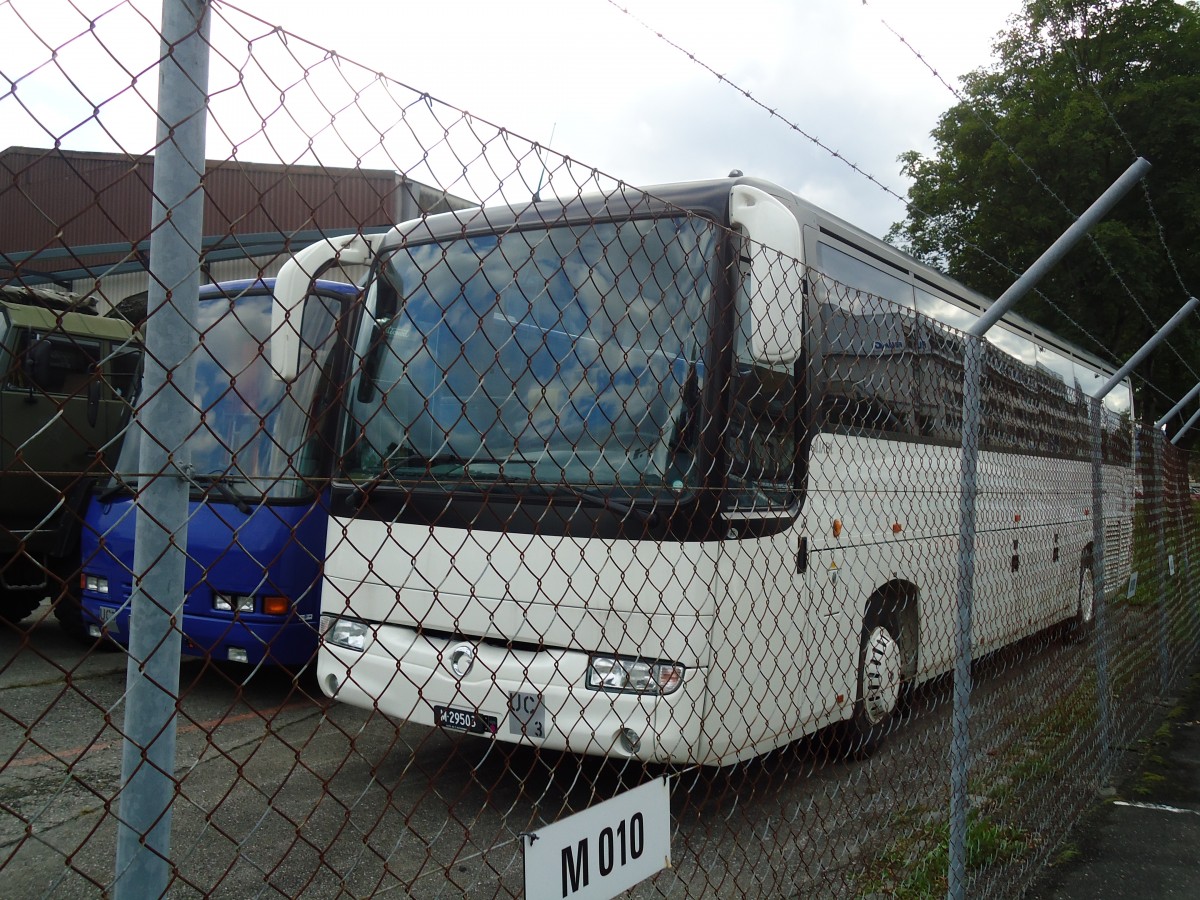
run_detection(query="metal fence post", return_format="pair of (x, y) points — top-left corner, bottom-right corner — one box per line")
(1152, 429), (1171, 695)
(948, 335), (983, 899)
(113, 1), (210, 897)
(1170, 448), (1195, 655)
(1090, 398), (1112, 781)
(945, 157), (1150, 900)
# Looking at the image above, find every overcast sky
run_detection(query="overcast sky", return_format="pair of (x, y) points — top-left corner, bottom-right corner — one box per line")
(3, 0), (1026, 238)
(243, 0), (1024, 236)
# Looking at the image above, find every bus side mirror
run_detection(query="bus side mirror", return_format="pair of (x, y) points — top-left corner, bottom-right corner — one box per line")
(24, 337), (52, 400)
(729, 185), (804, 364)
(271, 232), (386, 381)
(87, 376), (101, 426)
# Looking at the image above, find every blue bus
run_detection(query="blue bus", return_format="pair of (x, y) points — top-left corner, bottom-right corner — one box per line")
(79, 277), (357, 667)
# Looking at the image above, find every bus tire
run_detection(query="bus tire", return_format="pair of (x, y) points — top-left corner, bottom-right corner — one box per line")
(52, 591), (94, 645)
(842, 612), (904, 758)
(1064, 553), (1095, 644)
(0, 592), (44, 627)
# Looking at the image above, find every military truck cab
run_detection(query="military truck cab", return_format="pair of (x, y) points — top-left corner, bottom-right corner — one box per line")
(0, 287), (139, 631)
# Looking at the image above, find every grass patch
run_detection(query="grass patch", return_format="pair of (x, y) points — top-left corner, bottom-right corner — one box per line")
(857, 812), (1030, 899)
(1134, 771), (1166, 796)
(1051, 843), (1081, 866)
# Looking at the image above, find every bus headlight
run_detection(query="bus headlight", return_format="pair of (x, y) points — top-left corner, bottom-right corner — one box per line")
(83, 574), (108, 595)
(586, 655), (684, 695)
(213, 593), (254, 613)
(322, 615), (370, 652)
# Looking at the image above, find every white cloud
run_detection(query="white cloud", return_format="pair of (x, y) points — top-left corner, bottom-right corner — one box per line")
(1, 0), (1022, 238)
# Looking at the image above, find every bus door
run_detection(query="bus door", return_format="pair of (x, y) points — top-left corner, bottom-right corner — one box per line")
(708, 355), (834, 757)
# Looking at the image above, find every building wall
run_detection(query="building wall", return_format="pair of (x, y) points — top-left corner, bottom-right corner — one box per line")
(1, 146), (472, 308)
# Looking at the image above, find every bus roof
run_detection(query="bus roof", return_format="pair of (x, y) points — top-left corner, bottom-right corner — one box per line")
(379, 174), (1122, 385)
(198, 278), (360, 299)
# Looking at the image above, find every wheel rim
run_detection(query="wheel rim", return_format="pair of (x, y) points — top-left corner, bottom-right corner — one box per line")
(1079, 568), (1095, 624)
(862, 626), (902, 725)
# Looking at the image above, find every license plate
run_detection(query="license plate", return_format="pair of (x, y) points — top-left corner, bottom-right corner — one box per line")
(434, 706), (498, 735)
(508, 691), (546, 739)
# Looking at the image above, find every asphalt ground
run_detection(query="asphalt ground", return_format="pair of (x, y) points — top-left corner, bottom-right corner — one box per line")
(1026, 667), (1200, 899)
(2, 598), (1194, 898)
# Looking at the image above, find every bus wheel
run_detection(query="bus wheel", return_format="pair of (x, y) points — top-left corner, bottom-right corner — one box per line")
(53, 591), (93, 645)
(1064, 554), (1095, 644)
(0, 592), (44, 628)
(843, 615), (904, 758)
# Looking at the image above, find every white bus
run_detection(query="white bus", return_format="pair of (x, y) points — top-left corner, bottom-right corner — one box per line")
(270, 176), (1133, 766)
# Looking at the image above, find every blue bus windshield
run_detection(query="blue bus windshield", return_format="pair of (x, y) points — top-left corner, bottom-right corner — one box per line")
(116, 282), (347, 500)
(344, 216), (717, 495)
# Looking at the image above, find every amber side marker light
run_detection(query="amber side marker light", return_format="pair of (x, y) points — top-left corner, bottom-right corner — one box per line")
(832, 520), (842, 538)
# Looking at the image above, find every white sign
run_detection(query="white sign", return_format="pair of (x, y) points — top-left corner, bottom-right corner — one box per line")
(524, 777), (671, 900)
(1127, 571), (1139, 599)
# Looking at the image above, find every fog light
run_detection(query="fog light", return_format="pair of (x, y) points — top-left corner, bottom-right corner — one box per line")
(586, 654), (684, 695)
(227, 647), (249, 664)
(618, 728), (641, 754)
(83, 573), (109, 594)
(324, 673), (340, 696)
(88, 624), (102, 638)
(322, 615), (369, 652)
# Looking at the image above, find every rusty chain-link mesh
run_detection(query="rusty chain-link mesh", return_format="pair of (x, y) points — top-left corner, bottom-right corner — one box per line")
(2, 3), (1197, 898)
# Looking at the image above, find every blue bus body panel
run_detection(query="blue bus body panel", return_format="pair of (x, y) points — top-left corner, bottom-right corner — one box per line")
(80, 495), (327, 667)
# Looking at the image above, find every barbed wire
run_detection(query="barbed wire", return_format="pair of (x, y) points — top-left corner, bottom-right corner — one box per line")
(605, 0), (1190, 410)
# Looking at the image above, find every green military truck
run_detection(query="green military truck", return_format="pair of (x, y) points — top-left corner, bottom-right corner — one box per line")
(0, 286), (139, 633)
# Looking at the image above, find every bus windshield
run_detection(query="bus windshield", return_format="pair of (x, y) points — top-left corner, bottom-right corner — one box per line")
(115, 284), (343, 501)
(343, 216), (718, 498)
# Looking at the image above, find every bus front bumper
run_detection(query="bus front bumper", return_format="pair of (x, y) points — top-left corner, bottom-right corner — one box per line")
(316, 620), (709, 764)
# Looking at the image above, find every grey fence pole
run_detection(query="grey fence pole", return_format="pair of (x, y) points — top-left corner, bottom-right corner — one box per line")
(1171, 407), (1200, 445)
(1089, 398), (1112, 779)
(949, 334), (983, 900)
(947, 156), (1150, 900)
(113, 2), (210, 898)
(1171, 448), (1194, 663)
(1082, 296), (1198, 781)
(1154, 378), (1200, 431)
(1152, 429), (1172, 694)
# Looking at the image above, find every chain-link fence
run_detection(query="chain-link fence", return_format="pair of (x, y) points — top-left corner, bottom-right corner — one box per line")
(2, 2), (1197, 898)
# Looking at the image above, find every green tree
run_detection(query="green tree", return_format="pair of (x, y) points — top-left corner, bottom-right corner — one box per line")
(889, 0), (1200, 425)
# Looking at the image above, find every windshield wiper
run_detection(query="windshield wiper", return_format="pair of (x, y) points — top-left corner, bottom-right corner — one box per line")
(351, 452), (477, 506)
(187, 470), (253, 515)
(384, 452), (477, 471)
(538, 483), (660, 526)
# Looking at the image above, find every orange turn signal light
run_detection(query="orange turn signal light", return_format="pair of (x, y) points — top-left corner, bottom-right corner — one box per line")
(263, 596), (290, 616)
(891, 522), (903, 534)
(832, 519), (843, 538)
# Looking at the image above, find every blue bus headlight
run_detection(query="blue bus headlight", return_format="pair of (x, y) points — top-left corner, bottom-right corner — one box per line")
(322, 615), (369, 652)
(586, 655), (684, 695)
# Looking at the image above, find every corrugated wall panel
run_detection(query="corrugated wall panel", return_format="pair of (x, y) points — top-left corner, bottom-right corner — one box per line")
(1, 146), (468, 287)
